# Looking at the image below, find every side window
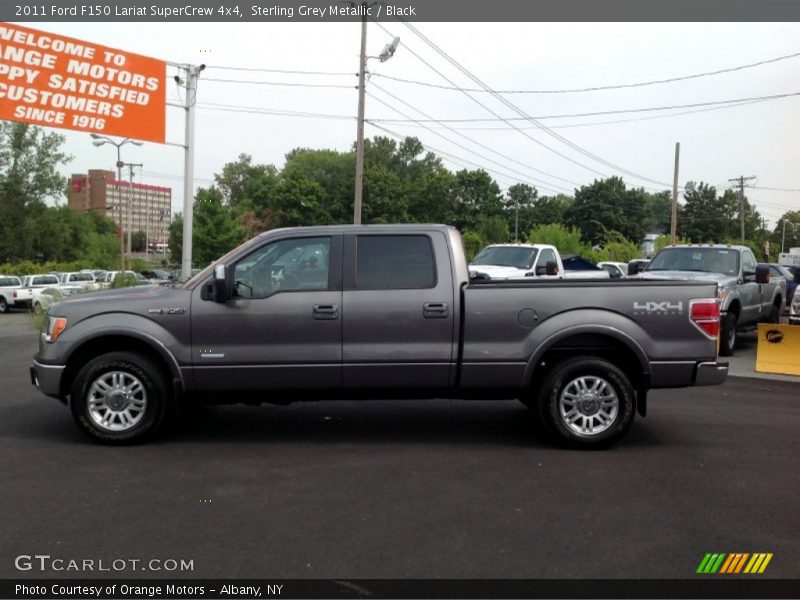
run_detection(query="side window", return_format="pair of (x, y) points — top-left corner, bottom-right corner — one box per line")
(741, 251), (756, 274)
(356, 235), (435, 289)
(537, 248), (557, 273)
(233, 237), (331, 299)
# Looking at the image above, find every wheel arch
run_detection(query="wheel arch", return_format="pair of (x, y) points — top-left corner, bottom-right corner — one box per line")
(60, 332), (183, 400)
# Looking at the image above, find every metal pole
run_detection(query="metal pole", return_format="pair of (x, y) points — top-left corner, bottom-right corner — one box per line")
(670, 142), (680, 245)
(353, 7), (368, 225)
(145, 185), (150, 261)
(116, 147), (124, 272)
(127, 165), (134, 255)
(782, 219), (786, 253)
(739, 176), (745, 244)
(181, 65), (202, 280)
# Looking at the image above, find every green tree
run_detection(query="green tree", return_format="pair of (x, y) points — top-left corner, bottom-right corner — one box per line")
(565, 177), (645, 246)
(192, 187), (245, 266)
(527, 223), (586, 254)
(0, 122), (70, 262)
(774, 211), (800, 251)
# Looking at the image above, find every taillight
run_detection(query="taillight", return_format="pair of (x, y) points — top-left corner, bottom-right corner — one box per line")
(690, 299), (720, 338)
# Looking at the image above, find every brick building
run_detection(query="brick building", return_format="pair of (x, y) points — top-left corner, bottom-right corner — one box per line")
(68, 170), (172, 246)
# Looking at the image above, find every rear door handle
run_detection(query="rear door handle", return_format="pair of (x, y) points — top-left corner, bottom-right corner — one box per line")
(313, 304), (339, 320)
(423, 302), (449, 318)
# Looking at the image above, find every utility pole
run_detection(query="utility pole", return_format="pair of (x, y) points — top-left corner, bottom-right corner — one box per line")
(514, 198), (519, 243)
(670, 142), (680, 244)
(123, 162), (143, 255)
(176, 64), (205, 280)
(353, 6), (368, 225)
(728, 175), (756, 243)
(782, 218), (786, 253)
(352, 5), (398, 225)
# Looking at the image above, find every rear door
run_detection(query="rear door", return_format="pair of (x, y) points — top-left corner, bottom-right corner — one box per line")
(342, 231), (456, 388)
(739, 249), (762, 323)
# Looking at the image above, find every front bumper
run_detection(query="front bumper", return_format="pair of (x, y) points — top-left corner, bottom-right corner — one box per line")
(30, 360), (65, 399)
(694, 361), (729, 386)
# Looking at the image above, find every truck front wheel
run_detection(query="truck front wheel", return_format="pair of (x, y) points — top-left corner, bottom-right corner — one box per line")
(538, 356), (636, 448)
(70, 351), (169, 444)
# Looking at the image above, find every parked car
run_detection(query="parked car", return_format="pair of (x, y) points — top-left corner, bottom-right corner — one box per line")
(641, 245), (782, 355)
(768, 264), (796, 307)
(627, 259), (650, 275)
(32, 224), (727, 447)
(561, 254), (611, 279)
(597, 261), (629, 279)
(32, 287), (65, 314)
(141, 270), (171, 283)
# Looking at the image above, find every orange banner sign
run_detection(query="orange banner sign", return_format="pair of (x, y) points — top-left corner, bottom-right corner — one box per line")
(0, 22), (166, 143)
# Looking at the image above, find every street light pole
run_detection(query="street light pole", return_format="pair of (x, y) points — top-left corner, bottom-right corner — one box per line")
(92, 134), (142, 272)
(352, 10), (399, 224)
(353, 8), (368, 225)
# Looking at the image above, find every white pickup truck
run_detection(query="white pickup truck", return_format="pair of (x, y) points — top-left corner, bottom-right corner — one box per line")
(469, 244), (609, 280)
(0, 275), (32, 312)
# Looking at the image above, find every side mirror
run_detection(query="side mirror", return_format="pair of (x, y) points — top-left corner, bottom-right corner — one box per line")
(628, 262), (642, 275)
(755, 264), (770, 285)
(201, 265), (230, 302)
(546, 261), (559, 276)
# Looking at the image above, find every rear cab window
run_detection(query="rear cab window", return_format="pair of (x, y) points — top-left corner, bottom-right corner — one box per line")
(355, 235), (436, 289)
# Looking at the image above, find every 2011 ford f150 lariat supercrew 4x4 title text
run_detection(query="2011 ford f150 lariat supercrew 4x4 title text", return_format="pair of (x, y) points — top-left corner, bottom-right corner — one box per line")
(31, 225), (728, 447)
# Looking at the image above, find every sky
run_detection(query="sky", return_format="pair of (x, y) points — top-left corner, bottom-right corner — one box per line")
(23, 21), (800, 229)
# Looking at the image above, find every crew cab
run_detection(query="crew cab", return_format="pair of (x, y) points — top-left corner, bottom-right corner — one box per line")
(31, 225), (728, 447)
(640, 244), (782, 355)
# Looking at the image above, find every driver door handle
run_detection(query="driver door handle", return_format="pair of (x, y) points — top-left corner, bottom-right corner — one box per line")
(313, 304), (339, 320)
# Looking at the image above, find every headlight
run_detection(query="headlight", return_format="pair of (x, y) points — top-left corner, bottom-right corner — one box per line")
(44, 316), (68, 343)
(791, 294), (800, 316)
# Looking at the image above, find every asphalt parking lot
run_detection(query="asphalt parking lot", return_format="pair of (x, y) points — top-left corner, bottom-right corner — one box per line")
(1, 310), (798, 579)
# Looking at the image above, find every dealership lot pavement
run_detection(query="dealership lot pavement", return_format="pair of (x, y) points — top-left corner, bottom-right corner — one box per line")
(1, 311), (798, 579)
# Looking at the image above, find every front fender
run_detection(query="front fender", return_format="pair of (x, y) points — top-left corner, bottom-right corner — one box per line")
(40, 312), (190, 388)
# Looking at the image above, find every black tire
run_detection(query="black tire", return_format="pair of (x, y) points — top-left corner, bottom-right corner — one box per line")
(719, 313), (737, 356)
(70, 351), (169, 444)
(767, 302), (780, 324)
(0, 296), (8, 314)
(538, 356), (636, 448)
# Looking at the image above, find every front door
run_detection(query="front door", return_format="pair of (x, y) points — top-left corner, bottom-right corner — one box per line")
(191, 235), (343, 392)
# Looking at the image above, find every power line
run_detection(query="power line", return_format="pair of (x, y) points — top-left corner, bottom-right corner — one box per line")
(365, 93), (570, 194)
(370, 93), (799, 124)
(391, 20), (674, 189)
(205, 65), (354, 76)
(366, 121), (567, 195)
(368, 81), (578, 190)
(203, 77), (355, 89)
(370, 49), (800, 94)
(378, 98), (768, 131)
(196, 102), (355, 120)
(750, 185), (800, 192)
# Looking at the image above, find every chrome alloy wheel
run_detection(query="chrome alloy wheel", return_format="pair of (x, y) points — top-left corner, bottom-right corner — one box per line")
(87, 371), (147, 432)
(558, 375), (619, 436)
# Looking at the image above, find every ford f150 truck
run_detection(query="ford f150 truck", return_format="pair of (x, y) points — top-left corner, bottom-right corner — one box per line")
(31, 225), (728, 447)
(639, 244), (782, 356)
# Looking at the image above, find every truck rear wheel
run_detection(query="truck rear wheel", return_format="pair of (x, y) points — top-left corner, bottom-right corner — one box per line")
(70, 351), (169, 444)
(538, 356), (636, 448)
(0, 296), (8, 313)
(719, 313), (737, 356)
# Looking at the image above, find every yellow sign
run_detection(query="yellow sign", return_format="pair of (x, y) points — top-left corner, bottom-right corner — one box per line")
(755, 323), (800, 376)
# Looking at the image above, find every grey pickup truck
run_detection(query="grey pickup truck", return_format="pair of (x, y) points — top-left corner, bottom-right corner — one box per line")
(640, 244), (782, 356)
(31, 225), (728, 447)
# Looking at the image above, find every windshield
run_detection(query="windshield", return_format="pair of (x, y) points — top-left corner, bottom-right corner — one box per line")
(472, 246), (537, 269)
(71, 273), (94, 282)
(647, 248), (740, 276)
